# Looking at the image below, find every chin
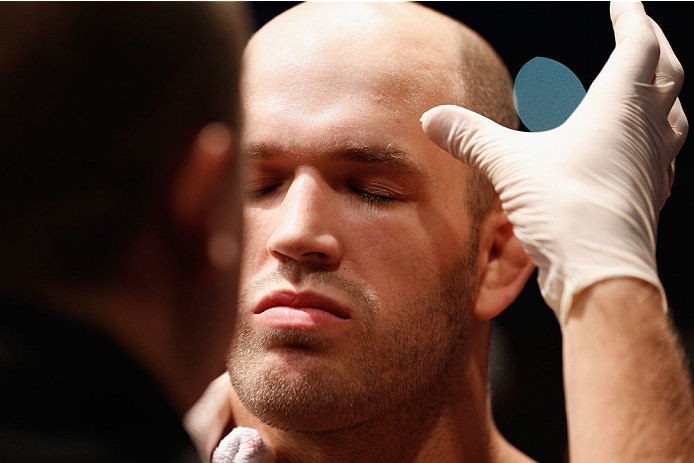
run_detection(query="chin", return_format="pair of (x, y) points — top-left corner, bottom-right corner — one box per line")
(229, 352), (392, 432)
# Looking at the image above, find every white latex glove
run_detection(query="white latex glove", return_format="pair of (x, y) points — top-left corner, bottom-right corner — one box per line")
(212, 427), (274, 463)
(421, 2), (687, 324)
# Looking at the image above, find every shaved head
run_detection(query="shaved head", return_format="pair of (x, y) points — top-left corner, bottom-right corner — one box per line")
(244, 2), (516, 128)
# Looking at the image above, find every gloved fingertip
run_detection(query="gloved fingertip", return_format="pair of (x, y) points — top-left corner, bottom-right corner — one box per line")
(420, 104), (462, 127)
(420, 105), (467, 151)
(610, 1), (646, 27)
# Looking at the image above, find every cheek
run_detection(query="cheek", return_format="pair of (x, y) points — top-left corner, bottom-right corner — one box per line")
(349, 201), (470, 265)
(344, 203), (475, 303)
(344, 209), (437, 291)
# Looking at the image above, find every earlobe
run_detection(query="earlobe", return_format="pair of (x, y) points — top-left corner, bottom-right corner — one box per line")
(473, 204), (535, 320)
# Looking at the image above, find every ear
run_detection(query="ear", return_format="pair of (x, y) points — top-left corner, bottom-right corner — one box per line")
(171, 122), (234, 235)
(473, 201), (535, 320)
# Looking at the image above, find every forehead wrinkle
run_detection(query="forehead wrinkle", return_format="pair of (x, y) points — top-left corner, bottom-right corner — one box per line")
(243, 140), (431, 181)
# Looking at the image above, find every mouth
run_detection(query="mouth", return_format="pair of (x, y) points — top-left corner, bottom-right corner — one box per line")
(253, 290), (351, 320)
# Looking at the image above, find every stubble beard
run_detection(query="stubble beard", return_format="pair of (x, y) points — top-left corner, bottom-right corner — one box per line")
(227, 242), (477, 433)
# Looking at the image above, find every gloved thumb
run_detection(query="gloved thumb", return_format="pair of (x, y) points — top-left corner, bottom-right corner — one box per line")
(420, 104), (517, 187)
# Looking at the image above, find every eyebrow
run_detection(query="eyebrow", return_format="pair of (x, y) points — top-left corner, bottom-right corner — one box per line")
(244, 141), (429, 179)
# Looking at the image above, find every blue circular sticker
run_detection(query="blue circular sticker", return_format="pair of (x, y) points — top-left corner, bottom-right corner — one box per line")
(514, 57), (586, 132)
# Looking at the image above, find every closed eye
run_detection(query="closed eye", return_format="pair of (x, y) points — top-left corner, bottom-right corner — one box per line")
(246, 183), (282, 199)
(348, 185), (395, 204)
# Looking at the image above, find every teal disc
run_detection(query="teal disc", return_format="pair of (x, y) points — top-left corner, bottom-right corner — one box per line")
(514, 57), (586, 132)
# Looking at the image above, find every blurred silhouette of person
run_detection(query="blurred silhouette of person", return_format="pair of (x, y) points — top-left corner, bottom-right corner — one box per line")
(0, 3), (249, 462)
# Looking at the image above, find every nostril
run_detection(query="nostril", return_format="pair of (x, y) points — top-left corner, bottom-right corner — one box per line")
(297, 250), (330, 261)
(268, 249), (289, 263)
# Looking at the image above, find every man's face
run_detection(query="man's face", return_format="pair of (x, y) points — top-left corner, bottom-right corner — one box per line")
(228, 18), (482, 432)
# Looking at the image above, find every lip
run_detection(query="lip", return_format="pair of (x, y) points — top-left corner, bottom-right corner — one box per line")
(252, 290), (352, 330)
(253, 290), (351, 319)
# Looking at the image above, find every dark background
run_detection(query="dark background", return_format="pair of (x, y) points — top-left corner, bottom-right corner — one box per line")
(248, 3), (692, 462)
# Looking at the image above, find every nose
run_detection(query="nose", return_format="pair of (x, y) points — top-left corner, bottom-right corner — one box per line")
(266, 172), (342, 267)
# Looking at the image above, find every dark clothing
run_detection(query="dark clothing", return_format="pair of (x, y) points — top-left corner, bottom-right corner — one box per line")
(0, 295), (200, 463)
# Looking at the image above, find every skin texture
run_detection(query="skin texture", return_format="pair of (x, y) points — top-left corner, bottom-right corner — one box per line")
(226, 3), (534, 462)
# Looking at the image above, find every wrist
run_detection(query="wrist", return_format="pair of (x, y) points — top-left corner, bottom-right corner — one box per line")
(540, 257), (666, 326)
(564, 277), (666, 330)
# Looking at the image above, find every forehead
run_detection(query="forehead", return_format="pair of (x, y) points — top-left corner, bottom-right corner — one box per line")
(240, 4), (468, 179)
(244, 57), (457, 172)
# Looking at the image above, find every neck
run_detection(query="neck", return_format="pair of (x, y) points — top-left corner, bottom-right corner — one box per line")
(229, 320), (524, 463)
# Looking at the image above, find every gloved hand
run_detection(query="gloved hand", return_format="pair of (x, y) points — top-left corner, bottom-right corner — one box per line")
(421, 2), (687, 324)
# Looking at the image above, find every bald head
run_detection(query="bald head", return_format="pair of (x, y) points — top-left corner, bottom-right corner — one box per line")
(242, 2), (515, 224)
(244, 2), (517, 130)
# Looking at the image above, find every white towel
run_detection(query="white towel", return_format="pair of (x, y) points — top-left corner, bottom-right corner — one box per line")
(211, 427), (274, 463)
